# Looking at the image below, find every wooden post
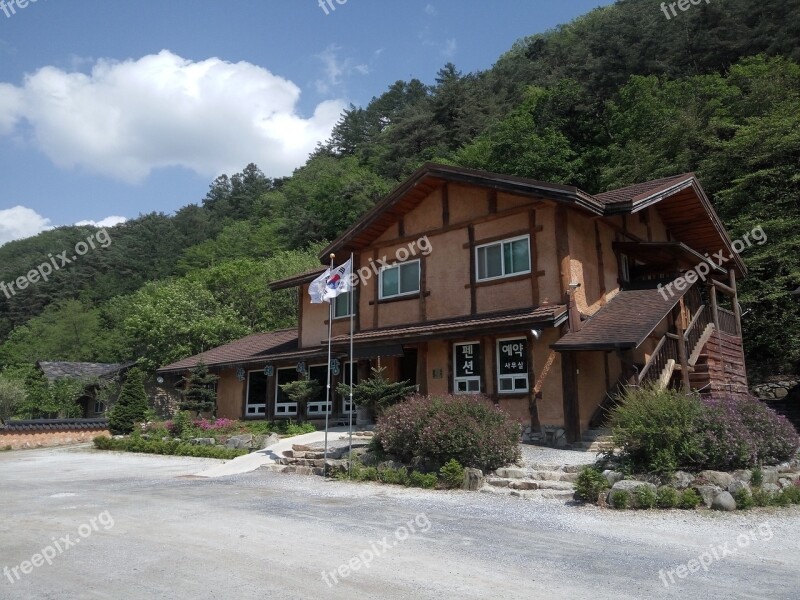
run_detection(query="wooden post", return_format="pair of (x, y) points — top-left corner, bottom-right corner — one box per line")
(676, 298), (691, 392)
(561, 351), (581, 443)
(730, 269), (741, 336)
(709, 283), (720, 331)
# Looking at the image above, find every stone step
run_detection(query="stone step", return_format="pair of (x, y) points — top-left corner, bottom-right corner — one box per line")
(480, 486), (575, 501)
(484, 476), (575, 491)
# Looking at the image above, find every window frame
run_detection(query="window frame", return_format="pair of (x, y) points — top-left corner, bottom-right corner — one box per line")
(475, 235), (532, 282)
(245, 369), (268, 417)
(453, 341), (482, 394)
(496, 337), (530, 394)
(379, 259), (421, 300)
(332, 291), (354, 320)
(274, 367), (298, 417)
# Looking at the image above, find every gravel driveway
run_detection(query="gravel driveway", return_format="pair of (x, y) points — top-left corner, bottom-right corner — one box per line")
(1, 445), (798, 599)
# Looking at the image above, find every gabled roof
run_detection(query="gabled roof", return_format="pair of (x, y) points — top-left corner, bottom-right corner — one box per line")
(36, 361), (134, 383)
(157, 329), (299, 373)
(595, 174), (695, 205)
(552, 285), (688, 351)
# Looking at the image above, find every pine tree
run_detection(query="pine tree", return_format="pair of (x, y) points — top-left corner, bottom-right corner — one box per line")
(108, 368), (149, 434)
(179, 362), (219, 414)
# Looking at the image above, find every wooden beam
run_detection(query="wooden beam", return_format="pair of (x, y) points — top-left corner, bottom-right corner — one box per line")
(468, 225), (477, 315)
(371, 248), (380, 329)
(488, 189), (497, 214)
(594, 221), (606, 298)
(530, 210), (540, 307)
(555, 206), (571, 300)
(730, 269), (741, 336)
(416, 343), (428, 395)
(711, 279), (736, 297)
(441, 183), (449, 227)
(709, 283), (720, 330)
(676, 298), (691, 392)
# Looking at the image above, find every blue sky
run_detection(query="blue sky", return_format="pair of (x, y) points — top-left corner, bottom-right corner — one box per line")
(0, 0), (614, 244)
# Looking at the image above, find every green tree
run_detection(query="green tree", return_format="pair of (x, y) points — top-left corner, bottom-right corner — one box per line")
(279, 376), (322, 422)
(108, 368), (149, 434)
(179, 363), (219, 414)
(0, 375), (26, 423)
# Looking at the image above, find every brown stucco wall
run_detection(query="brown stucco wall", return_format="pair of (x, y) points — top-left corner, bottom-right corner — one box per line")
(0, 428), (110, 450)
(216, 368), (245, 419)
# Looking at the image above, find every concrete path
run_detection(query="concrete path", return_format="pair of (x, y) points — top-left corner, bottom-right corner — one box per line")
(193, 426), (355, 477)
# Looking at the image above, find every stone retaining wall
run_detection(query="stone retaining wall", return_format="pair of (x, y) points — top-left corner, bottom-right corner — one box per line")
(0, 419), (110, 450)
(752, 380), (799, 400)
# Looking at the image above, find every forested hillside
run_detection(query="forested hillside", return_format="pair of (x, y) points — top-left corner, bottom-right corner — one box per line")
(0, 0), (798, 405)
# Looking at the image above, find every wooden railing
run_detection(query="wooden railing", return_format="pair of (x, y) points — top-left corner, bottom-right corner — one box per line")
(718, 307), (739, 336)
(637, 334), (678, 387)
(684, 304), (710, 357)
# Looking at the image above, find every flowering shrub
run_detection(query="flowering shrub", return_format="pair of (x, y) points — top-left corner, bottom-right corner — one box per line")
(610, 387), (800, 473)
(374, 394), (521, 472)
(194, 418), (237, 432)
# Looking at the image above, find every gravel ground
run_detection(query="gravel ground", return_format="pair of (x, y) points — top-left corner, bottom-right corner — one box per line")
(519, 444), (599, 467)
(1, 445), (798, 599)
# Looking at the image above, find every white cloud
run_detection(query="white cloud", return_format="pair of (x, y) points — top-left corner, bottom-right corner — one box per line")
(424, 4), (438, 16)
(315, 45), (370, 94)
(75, 216), (128, 228)
(0, 206), (51, 245)
(0, 50), (346, 182)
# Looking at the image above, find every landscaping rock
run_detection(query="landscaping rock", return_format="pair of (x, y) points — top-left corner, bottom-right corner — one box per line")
(486, 477), (510, 488)
(462, 468), (484, 491)
(226, 434), (253, 450)
(672, 471), (695, 489)
(261, 433), (280, 449)
(762, 483), (781, 494)
(189, 438), (216, 446)
(602, 470), (624, 485)
(508, 481), (538, 491)
(778, 478), (794, 489)
(712, 491), (737, 511)
(693, 485), (723, 508)
(728, 480), (751, 496)
(495, 467), (526, 479)
(698, 470), (734, 489)
(762, 468), (780, 485)
(610, 480), (657, 508)
(292, 444), (313, 452)
(377, 460), (404, 471)
(731, 470), (752, 483)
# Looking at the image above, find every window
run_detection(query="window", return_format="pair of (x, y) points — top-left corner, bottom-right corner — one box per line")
(620, 254), (630, 282)
(476, 236), (531, 281)
(333, 291), (353, 319)
(453, 342), (481, 393)
(94, 400), (106, 415)
(339, 361), (359, 413)
(306, 364), (331, 416)
(274, 367), (298, 416)
(379, 260), (420, 299)
(245, 371), (268, 416)
(497, 338), (529, 393)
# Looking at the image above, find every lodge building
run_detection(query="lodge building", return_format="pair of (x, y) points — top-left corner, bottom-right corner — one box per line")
(158, 164), (748, 443)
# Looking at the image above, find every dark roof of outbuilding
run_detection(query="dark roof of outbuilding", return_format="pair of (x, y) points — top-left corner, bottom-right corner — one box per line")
(37, 361), (134, 383)
(1, 418), (108, 432)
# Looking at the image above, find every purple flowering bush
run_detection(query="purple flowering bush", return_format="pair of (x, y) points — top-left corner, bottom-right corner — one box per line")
(374, 394), (521, 472)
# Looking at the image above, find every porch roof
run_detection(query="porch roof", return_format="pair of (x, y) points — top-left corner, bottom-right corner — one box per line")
(612, 241), (727, 275)
(328, 304), (567, 346)
(552, 285), (688, 352)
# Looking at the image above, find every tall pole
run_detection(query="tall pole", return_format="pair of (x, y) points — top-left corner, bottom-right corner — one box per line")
(323, 253), (335, 477)
(348, 252), (354, 476)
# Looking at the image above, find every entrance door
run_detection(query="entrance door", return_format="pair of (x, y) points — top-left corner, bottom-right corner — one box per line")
(399, 348), (418, 387)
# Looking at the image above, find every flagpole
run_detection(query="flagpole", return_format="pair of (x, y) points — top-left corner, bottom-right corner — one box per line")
(348, 252), (354, 477)
(323, 252), (335, 477)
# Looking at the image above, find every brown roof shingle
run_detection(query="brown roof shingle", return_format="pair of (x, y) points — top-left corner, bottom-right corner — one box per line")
(157, 329), (299, 373)
(595, 173), (694, 206)
(552, 286), (688, 351)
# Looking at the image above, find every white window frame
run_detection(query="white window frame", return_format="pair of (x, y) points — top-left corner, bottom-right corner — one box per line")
(274, 367), (298, 417)
(496, 337), (530, 394)
(93, 400), (106, 415)
(332, 291), (354, 320)
(339, 361), (358, 413)
(379, 259), (421, 300)
(453, 342), (481, 394)
(475, 235), (531, 282)
(245, 370), (268, 416)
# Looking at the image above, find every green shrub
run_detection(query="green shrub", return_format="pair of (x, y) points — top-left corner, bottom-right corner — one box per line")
(375, 394), (521, 472)
(608, 386), (703, 475)
(409, 471), (438, 489)
(108, 368), (149, 435)
(733, 488), (754, 510)
(574, 467), (610, 503)
(679, 488), (702, 509)
(751, 487), (773, 507)
(656, 486), (680, 509)
(171, 411), (194, 439)
(284, 422), (317, 436)
(609, 490), (629, 509)
(635, 485), (657, 509)
(439, 459), (465, 489)
(93, 435), (247, 459)
(751, 467), (764, 487)
(779, 485), (800, 505)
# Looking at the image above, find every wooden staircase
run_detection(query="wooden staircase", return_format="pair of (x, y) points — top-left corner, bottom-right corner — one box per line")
(688, 330), (748, 394)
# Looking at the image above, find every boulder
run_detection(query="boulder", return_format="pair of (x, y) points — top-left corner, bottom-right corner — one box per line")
(189, 437), (216, 446)
(693, 484), (723, 508)
(260, 433), (280, 449)
(778, 478), (794, 489)
(609, 480), (657, 508)
(762, 483), (781, 494)
(462, 468), (484, 491)
(727, 480), (751, 496)
(226, 434), (253, 450)
(698, 470), (734, 489)
(495, 467), (526, 479)
(292, 444), (313, 452)
(672, 471), (695, 489)
(602, 470), (624, 486)
(508, 480), (538, 491)
(377, 460), (404, 471)
(761, 468), (780, 485)
(731, 470), (752, 483)
(711, 491), (737, 511)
